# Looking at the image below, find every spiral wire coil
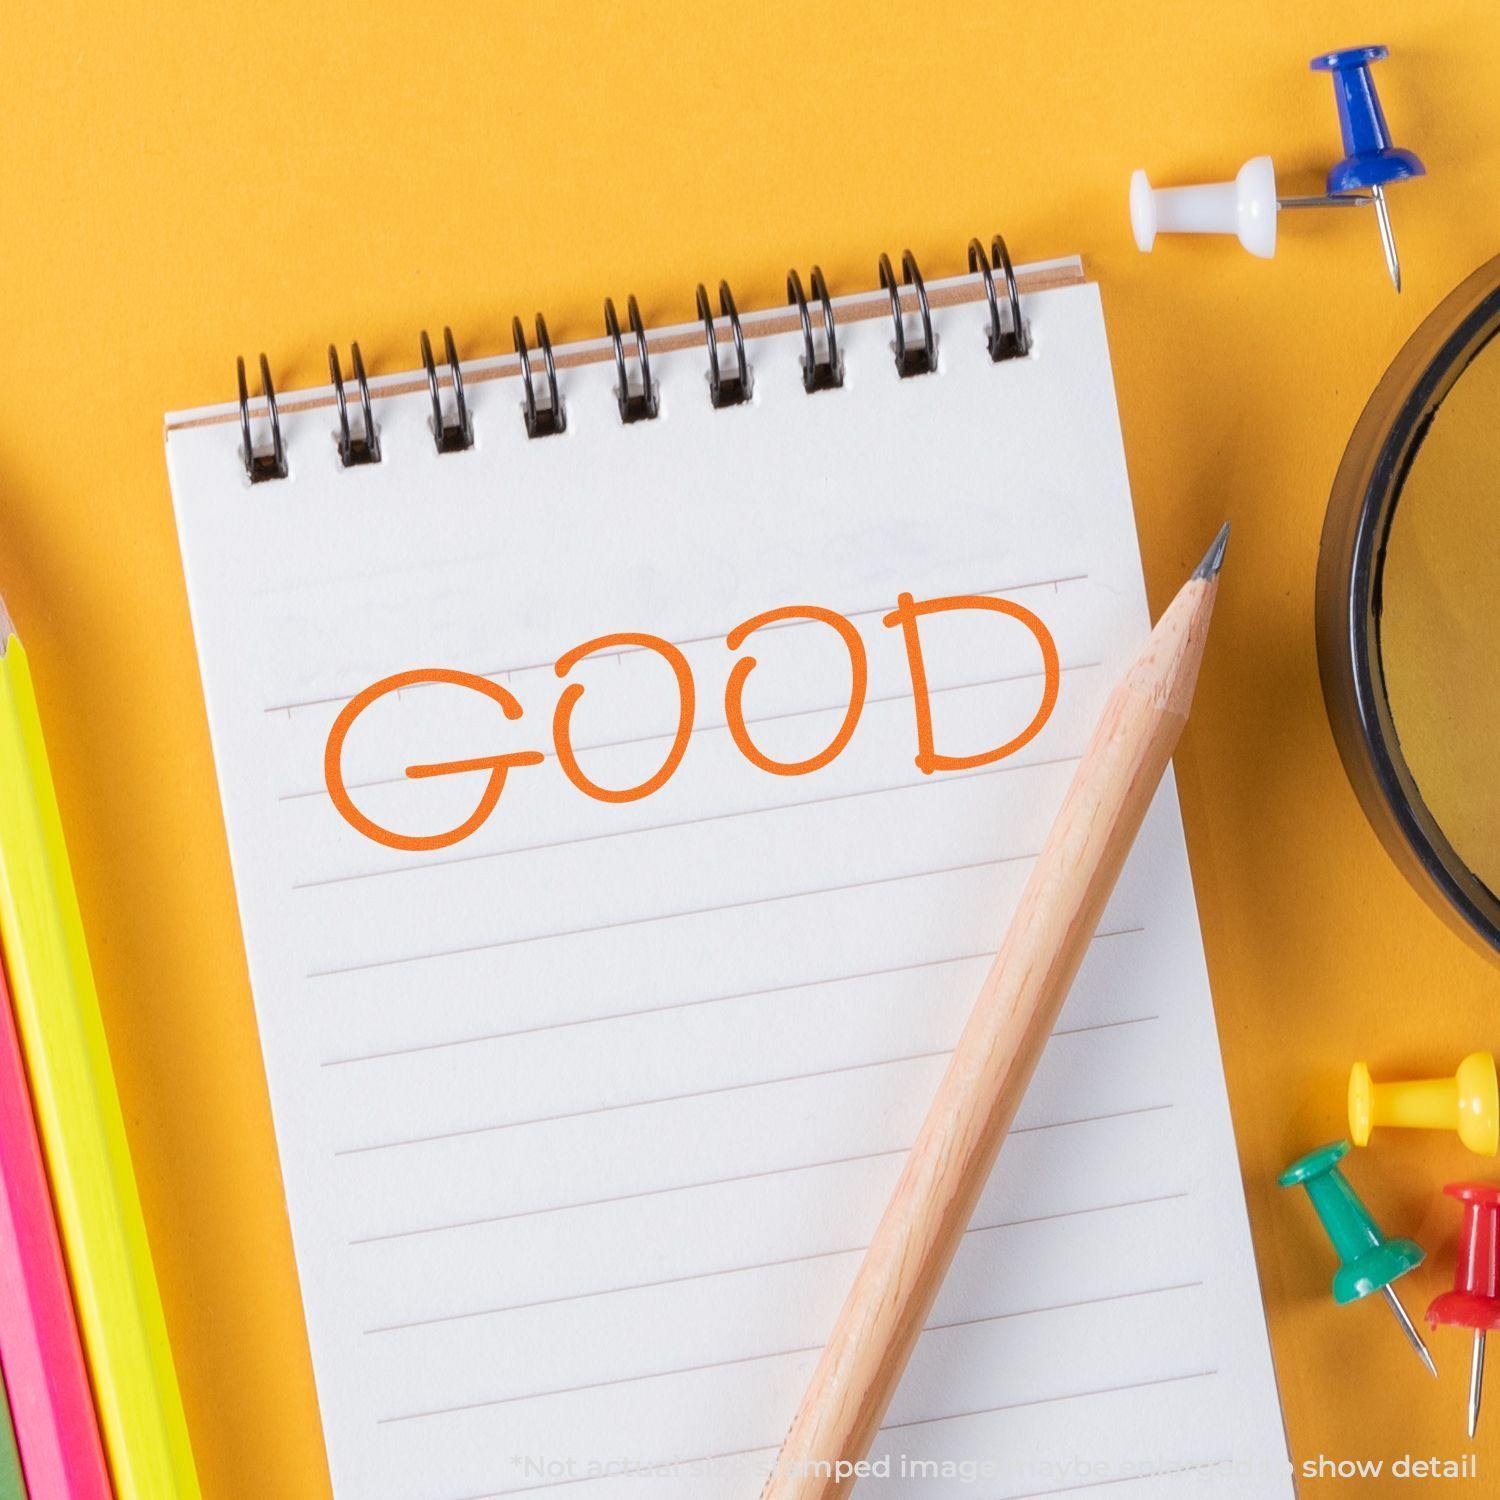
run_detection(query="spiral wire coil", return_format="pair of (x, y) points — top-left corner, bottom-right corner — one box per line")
(328, 343), (381, 466)
(234, 235), (1031, 482)
(604, 295), (658, 423)
(421, 327), (474, 453)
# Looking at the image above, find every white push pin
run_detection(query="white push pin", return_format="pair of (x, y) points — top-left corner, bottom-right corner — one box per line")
(1130, 155), (1370, 260)
(1130, 156), (1279, 258)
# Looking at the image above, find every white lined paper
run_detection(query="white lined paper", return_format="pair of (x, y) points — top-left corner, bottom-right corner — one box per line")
(165, 268), (1290, 1498)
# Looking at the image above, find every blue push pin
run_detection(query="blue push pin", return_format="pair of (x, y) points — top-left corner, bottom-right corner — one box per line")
(1311, 45), (1425, 292)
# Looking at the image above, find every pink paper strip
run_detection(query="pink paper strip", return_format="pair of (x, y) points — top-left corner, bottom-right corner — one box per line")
(0, 956), (112, 1498)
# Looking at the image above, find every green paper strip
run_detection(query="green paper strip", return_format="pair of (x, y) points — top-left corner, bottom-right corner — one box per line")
(0, 1359), (27, 1499)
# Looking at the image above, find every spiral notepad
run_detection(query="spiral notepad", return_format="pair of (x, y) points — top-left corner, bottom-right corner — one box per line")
(164, 242), (1291, 1499)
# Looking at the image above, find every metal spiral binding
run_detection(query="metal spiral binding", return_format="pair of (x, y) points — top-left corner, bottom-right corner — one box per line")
(329, 343), (381, 465)
(878, 249), (936, 377)
(232, 231), (1032, 479)
(513, 314), (566, 438)
(604, 296), (657, 422)
(787, 267), (842, 392)
(968, 236), (1030, 361)
(236, 354), (287, 482)
(420, 327), (474, 452)
(696, 281), (752, 408)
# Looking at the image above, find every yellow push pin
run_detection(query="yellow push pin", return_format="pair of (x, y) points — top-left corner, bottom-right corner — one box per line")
(1349, 1053), (1499, 1156)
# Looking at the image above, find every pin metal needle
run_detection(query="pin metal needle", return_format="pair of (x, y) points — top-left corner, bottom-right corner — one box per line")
(1382, 1284), (1439, 1376)
(1275, 193), (1372, 210)
(1426, 1183), (1500, 1436)
(1371, 185), (1402, 293)
(1471, 1331), (1486, 1438)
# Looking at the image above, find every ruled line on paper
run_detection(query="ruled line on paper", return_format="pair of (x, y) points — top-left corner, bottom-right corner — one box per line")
(349, 1144), (910, 1246)
(335, 1046), (953, 1157)
(318, 932), (1147, 1067)
(279, 662), (1099, 810)
(262, 573), (1090, 716)
(377, 1282), (1204, 1426)
(321, 948), (995, 1065)
(445, 1368), (1221, 1500)
(347, 1105), (1175, 1245)
(297, 737), (1092, 902)
(295, 746), (1087, 896)
(307, 849), (1041, 979)
(1053, 1013), (1156, 1038)
(363, 1188), (1190, 1334)
(881, 1368), (1220, 1434)
(334, 1017), (1162, 1158)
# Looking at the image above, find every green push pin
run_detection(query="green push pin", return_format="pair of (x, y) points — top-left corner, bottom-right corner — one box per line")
(1279, 1140), (1437, 1376)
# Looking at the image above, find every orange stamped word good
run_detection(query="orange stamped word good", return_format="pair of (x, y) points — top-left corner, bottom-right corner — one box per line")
(553, 633), (695, 803)
(882, 591), (1059, 774)
(325, 591), (1060, 850)
(724, 605), (868, 776)
(324, 668), (545, 852)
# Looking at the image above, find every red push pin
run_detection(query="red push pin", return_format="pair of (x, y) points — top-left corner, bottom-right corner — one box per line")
(1427, 1183), (1500, 1436)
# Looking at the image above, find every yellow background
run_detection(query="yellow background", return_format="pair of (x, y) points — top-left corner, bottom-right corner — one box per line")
(2, 1), (1498, 1493)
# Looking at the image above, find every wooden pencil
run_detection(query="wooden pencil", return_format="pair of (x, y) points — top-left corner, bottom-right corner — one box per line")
(0, 951), (112, 1499)
(0, 592), (201, 1499)
(761, 525), (1229, 1500)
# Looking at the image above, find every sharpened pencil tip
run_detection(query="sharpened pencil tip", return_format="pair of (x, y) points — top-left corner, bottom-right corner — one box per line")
(1192, 522), (1230, 581)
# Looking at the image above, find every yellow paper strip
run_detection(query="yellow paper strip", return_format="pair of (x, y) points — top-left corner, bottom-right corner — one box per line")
(0, 635), (199, 1499)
